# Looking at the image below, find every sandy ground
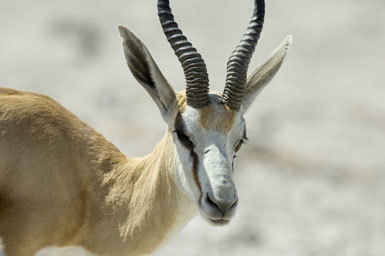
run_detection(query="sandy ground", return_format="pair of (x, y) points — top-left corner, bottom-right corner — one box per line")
(1, 0), (384, 255)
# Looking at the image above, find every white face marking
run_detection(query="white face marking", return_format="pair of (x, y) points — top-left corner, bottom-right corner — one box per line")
(172, 93), (246, 226)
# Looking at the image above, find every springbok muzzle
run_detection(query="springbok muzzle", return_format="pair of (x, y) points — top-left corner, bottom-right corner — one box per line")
(198, 145), (238, 225)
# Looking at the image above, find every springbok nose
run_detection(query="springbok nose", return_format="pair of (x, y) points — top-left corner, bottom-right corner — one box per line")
(205, 193), (238, 212)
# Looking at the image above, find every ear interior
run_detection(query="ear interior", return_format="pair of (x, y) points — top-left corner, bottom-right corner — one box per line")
(241, 35), (293, 113)
(118, 25), (177, 121)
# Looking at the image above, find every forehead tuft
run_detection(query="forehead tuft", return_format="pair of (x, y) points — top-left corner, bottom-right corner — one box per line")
(176, 92), (187, 113)
(176, 91), (236, 133)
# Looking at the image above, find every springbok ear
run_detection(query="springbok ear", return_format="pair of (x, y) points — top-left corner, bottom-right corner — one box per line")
(241, 35), (293, 114)
(118, 25), (177, 122)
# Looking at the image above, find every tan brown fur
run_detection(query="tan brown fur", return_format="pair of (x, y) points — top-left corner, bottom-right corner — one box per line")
(0, 87), (182, 256)
(176, 91), (235, 134)
(176, 92), (187, 113)
(200, 105), (235, 133)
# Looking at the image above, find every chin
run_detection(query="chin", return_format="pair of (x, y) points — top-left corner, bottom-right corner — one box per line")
(200, 213), (233, 226)
(199, 206), (237, 226)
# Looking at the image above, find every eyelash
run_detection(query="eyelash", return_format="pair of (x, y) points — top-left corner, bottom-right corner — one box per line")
(235, 137), (248, 153)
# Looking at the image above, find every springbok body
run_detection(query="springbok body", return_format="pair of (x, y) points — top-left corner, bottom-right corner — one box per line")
(0, 0), (291, 255)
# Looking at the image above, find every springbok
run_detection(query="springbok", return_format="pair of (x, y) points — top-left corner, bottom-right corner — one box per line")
(0, 0), (291, 255)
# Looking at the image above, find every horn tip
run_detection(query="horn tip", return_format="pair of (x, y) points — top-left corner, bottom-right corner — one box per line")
(118, 25), (130, 37)
(284, 35), (293, 50)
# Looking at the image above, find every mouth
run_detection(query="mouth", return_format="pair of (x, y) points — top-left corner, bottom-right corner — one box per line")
(198, 193), (238, 226)
(207, 218), (231, 226)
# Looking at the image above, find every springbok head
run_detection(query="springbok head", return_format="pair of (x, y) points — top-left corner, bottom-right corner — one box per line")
(118, 0), (291, 226)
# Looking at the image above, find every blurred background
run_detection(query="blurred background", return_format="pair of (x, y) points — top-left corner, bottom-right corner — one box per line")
(1, 0), (384, 255)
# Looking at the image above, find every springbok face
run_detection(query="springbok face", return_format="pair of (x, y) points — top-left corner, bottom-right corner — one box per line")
(119, 0), (292, 225)
(171, 92), (244, 225)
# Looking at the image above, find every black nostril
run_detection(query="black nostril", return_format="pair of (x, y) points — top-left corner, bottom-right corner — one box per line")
(206, 193), (220, 210)
(205, 193), (238, 211)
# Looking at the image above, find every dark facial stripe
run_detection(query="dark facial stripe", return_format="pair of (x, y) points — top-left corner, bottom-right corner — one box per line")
(191, 151), (202, 193)
(174, 112), (185, 134)
(174, 111), (202, 193)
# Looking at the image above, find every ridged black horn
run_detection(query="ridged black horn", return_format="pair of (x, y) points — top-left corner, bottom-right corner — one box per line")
(158, 0), (209, 108)
(222, 0), (265, 111)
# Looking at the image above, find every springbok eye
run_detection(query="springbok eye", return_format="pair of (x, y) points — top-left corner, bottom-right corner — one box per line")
(234, 139), (244, 152)
(174, 130), (194, 149)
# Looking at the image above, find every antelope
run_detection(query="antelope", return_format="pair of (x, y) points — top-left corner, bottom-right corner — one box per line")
(0, 0), (291, 255)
